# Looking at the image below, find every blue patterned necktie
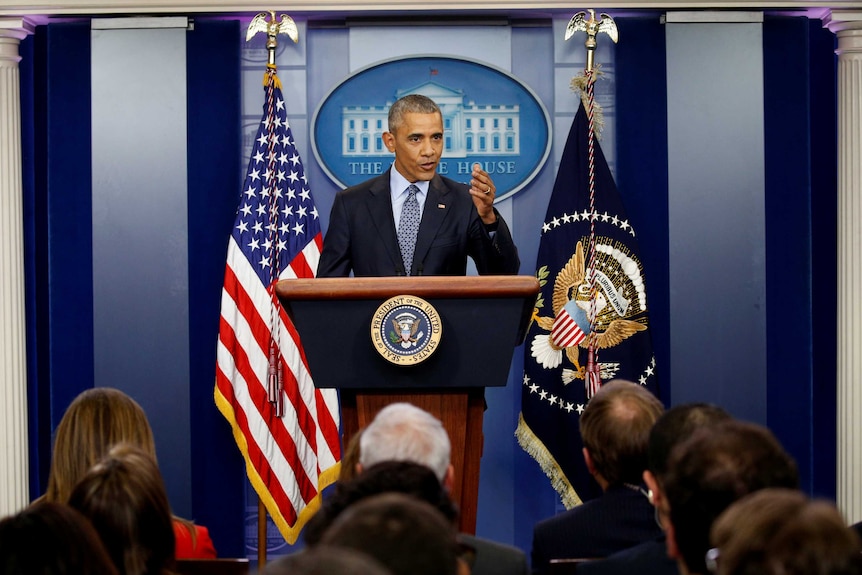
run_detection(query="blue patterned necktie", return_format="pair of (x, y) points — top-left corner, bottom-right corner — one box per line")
(397, 184), (421, 276)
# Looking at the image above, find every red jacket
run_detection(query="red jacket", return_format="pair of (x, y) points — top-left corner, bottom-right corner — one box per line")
(173, 521), (217, 559)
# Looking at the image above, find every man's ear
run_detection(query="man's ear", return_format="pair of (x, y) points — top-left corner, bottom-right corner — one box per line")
(443, 464), (455, 492)
(382, 131), (395, 153)
(582, 447), (596, 476)
(355, 462), (363, 476)
(643, 470), (660, 507)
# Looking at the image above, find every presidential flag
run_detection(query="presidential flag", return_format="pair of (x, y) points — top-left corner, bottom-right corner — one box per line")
(516, 101), (657, 508)
(215, 69), (341, 543)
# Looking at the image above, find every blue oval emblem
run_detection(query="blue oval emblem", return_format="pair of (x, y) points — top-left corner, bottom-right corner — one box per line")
(311, 56), (551, 202)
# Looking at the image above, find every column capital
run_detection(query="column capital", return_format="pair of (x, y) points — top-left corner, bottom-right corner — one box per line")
(0, 18), (34, 41)
(824, 11), (862, 55)
(824, 10), (862, 33)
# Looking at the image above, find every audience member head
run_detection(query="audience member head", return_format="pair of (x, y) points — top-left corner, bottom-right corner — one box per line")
(339, 428), (364, 484)
(261, 545), (393, 575)
(0, 501), (118, 575)
(45, 387), (156, 503)
(359, 402), (452, 486)
(68, 443), (176, 575)
(642, 403), (732, 525)
(710, 488), (862, 575)
(305, 460), (458, 546)
(388, 94), (442, 133)
(320, 492), (460, 575)
(579, 379), (664, 489)
(661, 420), (799, 575)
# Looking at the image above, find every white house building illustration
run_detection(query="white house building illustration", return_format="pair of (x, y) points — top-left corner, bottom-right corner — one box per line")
(341, 81), (520, 158)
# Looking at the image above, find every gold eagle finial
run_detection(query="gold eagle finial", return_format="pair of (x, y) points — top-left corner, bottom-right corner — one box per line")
(565, 9), (618, 73)
(246, 11), (299, 67)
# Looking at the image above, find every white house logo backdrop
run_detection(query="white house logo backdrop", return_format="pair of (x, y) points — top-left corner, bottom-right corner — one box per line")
(311, 56), (551, 202)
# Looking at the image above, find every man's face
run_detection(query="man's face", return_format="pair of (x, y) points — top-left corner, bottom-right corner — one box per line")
(384, 111), (444, 183)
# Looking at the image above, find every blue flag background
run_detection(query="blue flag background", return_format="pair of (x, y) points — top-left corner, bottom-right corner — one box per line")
(517, 101), (658, 508)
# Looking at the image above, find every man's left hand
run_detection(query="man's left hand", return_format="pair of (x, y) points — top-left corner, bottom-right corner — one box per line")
(469, 163), (497, 225)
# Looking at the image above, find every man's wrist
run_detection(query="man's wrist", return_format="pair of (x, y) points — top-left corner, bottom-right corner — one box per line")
(484, 219), (499, 232)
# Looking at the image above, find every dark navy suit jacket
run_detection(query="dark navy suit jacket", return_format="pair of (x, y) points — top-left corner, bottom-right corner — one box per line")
(577, 537), (679, 575)
(317, 170), (519, 277)
(531, 485), (662, 575)
(460, 533), (529, 575)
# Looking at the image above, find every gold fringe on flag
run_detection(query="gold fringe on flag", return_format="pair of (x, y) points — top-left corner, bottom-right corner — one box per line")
(515, 413), (583, 509)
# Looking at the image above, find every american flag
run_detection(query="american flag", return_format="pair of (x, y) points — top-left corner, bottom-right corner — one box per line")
(214, 69), (341, 544)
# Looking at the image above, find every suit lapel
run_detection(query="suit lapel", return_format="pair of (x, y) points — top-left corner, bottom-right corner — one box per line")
(365, 171), (403, 271)
(412, 175), (452, 273)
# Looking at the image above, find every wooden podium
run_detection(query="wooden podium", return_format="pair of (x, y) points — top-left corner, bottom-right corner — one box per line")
(276, 275), (538, 533)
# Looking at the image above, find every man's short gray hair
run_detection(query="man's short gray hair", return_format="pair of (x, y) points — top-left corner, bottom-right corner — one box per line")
(359, 402), (451, 482)
(388, 94), (441, 133)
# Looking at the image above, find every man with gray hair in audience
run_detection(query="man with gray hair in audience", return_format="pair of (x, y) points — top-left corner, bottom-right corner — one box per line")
(359, 402), (453, 485)
(356, 402), (528, 575)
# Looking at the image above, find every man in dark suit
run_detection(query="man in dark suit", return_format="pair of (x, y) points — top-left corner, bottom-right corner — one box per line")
(578, 403), (732, 575)
(531, 380), (664, 575)
(317, 93), (519, 277)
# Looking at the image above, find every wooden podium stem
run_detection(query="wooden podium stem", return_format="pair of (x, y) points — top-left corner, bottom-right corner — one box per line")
(258, 498), (267, 568)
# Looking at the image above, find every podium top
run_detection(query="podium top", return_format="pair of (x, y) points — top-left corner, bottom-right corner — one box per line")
(275, 275), (539, 301)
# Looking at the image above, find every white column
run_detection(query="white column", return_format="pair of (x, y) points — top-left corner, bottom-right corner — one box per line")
(0, 18), (32, 517)
(827, 10), (862, 524)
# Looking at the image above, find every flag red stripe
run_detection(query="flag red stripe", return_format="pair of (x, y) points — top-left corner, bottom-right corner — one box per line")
(288, 251), (314, 281)
(315, 390), (341, 461)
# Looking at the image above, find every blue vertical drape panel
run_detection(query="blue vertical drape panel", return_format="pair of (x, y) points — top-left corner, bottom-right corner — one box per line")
(763, 15), (816, 498)
(186, 18), (246, 557)
(23, 22), (94, 498)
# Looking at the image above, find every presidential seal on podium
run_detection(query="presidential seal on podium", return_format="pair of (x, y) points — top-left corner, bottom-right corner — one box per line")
(370, 295), (443, 365)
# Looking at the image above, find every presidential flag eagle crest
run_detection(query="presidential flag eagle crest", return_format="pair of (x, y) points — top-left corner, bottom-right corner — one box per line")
(530, 237), (648, 384)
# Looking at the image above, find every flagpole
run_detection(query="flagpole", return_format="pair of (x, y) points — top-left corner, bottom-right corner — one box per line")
(564, 9), (618, 398)
(245, 11), (300, 568)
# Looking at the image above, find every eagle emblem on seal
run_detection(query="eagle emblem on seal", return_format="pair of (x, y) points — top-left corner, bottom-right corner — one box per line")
(530, 239), (647, 382)
(390, 312), (424, 349)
